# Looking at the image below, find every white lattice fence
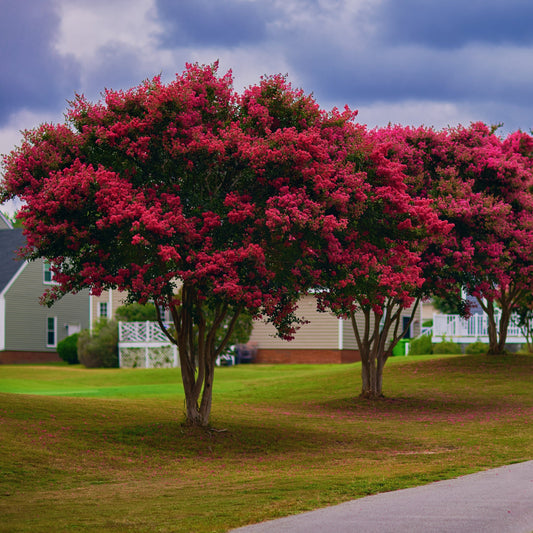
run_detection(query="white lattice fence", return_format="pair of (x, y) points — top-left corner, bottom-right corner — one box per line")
(119, 321), (172, 343)
(118, 321), (179, 368)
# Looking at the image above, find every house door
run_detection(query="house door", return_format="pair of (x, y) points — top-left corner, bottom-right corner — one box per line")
(402, 316), (412, 339)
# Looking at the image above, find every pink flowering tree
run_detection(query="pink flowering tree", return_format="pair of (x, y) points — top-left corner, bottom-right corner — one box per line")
(316, 125), (450, 399)
(445, 124), (533, 353)
(382, 123), (533, 355)
(1, 64), (363, 426)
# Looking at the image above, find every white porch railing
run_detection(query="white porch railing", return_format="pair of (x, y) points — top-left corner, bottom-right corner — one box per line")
(118, 321), (179, 368)
(432, 313), (528, 344)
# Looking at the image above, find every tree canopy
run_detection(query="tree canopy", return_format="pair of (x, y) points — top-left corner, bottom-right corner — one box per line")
(1, 63), (366, 425)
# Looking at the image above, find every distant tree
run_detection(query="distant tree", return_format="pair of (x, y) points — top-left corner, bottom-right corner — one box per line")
(1, 64), (363, 426)
(432, 295), (466, 315)
(115, 302), (158, 322)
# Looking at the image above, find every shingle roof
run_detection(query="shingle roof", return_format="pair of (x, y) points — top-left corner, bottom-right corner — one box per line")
(0, 229), (27, 292)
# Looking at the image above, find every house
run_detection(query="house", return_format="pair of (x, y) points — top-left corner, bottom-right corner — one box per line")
(0, 216), (91, 363)
(90, 289), (127, 329)
(248, 293), (422, 364)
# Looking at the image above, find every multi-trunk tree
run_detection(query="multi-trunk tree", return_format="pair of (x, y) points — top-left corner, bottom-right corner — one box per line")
(1, 64), (365, 426)
(315, 125), (451, 398)
(382, 123), (533, 355)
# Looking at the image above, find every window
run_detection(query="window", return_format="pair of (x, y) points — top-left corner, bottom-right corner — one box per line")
(43, 260), (57, 284)
(46, 317), (57, 347)
(99, 302), (108, 318)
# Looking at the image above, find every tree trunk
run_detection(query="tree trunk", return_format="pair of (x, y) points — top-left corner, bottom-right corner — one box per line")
(478, 288), (522, 356)
(496, 307), (511, 354)
(360, 350), (381, 399)
(182, 358), (215, 427)
(156, 287), (242, 427)
(351, 298), (419, 400)
(483, 301), (500, 355)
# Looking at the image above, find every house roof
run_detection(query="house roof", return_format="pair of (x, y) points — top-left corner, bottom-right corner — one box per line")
(0, 229), (27, 292)
(0, 212), (14, 230)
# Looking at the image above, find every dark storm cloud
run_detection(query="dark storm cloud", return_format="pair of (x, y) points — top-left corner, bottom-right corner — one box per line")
(281, 0), (533, 114)
(156, 0), (276, 47)
(380, 0), (533, 49)
(0, 0), (80, 124)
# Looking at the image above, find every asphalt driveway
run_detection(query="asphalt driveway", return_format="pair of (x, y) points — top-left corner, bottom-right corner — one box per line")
(230, 460), (533, 533)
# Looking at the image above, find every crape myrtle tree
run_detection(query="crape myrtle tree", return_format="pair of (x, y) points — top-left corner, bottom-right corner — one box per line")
(383, 123), (533, 355)
(446, 124), (533, 353)
(1, 63), (365, 426)
(315, 125), (451, 399)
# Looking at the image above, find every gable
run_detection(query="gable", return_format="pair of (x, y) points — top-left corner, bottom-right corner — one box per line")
(0, 229), (26, 292)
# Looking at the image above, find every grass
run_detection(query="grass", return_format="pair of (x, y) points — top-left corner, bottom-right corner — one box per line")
(0, 353), (532, 532)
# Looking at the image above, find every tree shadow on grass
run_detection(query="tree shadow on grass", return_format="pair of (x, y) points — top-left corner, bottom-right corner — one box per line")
(314, 393), (521, 423)
(394, 353), (533, 376)
(91, 415), (412, 460)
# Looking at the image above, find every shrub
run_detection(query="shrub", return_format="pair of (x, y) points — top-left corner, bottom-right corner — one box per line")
(422, 319), (433, 328)
(433, 340), (462, 354)
(409, 334), (433, 355)
(465, 341), (489, 355)
(115, 302), (158, 322)
(78, 319), (118, 368)
(57, 333), (79, 364)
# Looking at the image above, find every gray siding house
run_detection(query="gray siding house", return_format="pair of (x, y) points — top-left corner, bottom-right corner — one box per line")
(0, 220), (90, 363)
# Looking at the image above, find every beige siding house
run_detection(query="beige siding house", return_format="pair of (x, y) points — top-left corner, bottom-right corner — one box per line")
(249, 293), (422, 364)
(90, 289), (128, 328)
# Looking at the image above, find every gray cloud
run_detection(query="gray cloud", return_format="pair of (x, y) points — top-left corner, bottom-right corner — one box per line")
(380, 0), (533, 49)
(156, 0), (277, 47)
(0, 0), (80, 124)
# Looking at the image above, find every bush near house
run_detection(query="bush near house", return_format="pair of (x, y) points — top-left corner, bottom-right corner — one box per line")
(433, 339), (462, 354)
(465, 341), (489, 355)
(115, 302), (158, 322)
(56, 333), (80, 364)
(409, 334), (433, 355)
(77, 319), (118, 368)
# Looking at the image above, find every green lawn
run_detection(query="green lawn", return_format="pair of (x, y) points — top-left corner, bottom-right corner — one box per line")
(1, 354), (532, 532)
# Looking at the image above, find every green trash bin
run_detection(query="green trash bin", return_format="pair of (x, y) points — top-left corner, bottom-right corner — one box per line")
(392, 339), (409, 356)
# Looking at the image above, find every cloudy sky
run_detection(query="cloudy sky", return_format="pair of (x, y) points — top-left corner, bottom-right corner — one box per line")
(1, 0), (532, 213)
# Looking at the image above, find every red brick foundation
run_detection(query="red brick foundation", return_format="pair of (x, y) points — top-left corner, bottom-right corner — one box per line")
(0, 351), (61, 364)
(254, 348), (360, 364)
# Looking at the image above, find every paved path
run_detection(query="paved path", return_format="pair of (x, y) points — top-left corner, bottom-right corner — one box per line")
(230, 461), (533, 533)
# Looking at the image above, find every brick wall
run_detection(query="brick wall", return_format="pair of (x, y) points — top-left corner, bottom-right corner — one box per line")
(0, 351), (62, 364)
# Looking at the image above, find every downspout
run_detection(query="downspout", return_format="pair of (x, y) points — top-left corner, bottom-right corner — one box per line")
(338, 317), (344, 350)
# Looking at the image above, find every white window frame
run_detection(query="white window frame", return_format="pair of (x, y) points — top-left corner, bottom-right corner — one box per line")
(46, 316), (57, 348)
(43, 260), (58, 285)
(99, 302), (108, 318)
